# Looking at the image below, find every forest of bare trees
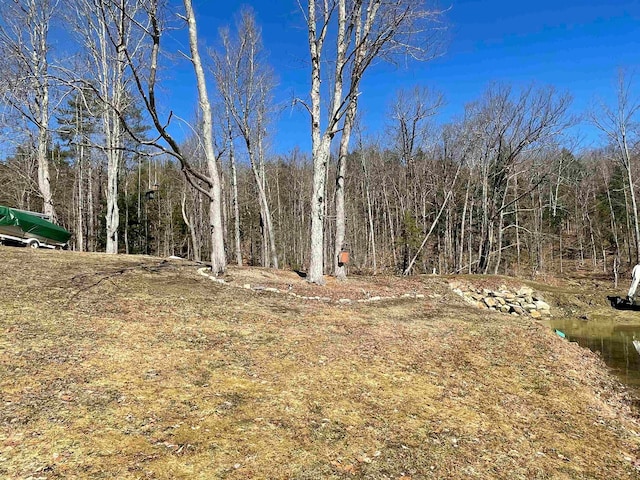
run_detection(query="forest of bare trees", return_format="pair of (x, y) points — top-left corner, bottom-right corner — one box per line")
(0, 0), (638, 282)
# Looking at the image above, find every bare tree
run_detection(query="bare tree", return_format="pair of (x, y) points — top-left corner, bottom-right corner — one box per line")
(388, 86), (444, 272)
(224, 101), (242, 266)
(464, 84), (572, 274)
(300, 0), (445, 284)
(0, 0), (59, 220)
(212, 9), (278, 268)
(590, 70), (640, 264)
(107, 0), (227, 273)
(70, 0), (143, 253)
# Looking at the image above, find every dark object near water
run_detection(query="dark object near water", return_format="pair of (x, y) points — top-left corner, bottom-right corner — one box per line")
(607, 296), (640, 311)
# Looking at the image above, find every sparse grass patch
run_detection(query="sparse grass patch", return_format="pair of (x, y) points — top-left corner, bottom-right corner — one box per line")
(1, 247), (639, 478)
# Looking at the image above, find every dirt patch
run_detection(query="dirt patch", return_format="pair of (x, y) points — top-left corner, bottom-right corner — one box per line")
(219, 266), (452, 302)
(1, 247), (639, 479)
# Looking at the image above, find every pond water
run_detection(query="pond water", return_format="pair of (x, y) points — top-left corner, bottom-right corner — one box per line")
(546, 316), (640, 396)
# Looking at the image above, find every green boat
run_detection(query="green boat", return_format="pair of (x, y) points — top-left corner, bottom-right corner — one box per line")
(0, 205), (71, 249)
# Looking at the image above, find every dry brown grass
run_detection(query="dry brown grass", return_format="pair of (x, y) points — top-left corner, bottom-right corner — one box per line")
(1, 247), (639, 479)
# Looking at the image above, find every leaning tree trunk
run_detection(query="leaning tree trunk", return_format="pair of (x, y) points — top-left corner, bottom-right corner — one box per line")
(256, 136), (278, 269)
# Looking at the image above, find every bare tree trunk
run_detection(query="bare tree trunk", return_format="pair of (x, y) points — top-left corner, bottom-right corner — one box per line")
(304, 0), (444, 283)
(514, 176), (520, 276)
(181, 190), (201, 262)
(256, 135), (278, 268)
(184, 0), (226, 273)
(493, 210), (505, 275)
(361, 148), (377, 274)
(75, 143), (85, 251)
(382, 180), (397, 268)
(403, 188), (455, 276)
(124, 172), (129, 254)
(230, 140), (242, 266)
(37, 99), (55, 221)
(87, 160), (95, 251)
(213, 12), (276, 269)
(458, 175), (471, 272)
(468, 198), (474, 274)
(334, 99), (356, 280)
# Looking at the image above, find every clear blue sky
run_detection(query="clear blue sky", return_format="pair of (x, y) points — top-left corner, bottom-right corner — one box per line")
(163, 0), (640, 154)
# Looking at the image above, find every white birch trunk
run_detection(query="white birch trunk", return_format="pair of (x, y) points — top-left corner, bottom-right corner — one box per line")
(334, 99), (357, 280)
(307, 0), (347, 284)
(184, 0), (226, 274)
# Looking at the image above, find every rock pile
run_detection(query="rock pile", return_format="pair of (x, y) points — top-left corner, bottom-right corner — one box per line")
(448, 281), (552, 318)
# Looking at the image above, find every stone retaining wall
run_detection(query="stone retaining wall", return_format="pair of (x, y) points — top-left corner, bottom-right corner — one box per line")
(448, 281), (551, 318)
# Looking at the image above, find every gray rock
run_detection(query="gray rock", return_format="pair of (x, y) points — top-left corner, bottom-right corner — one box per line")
(534, 300), (550, 311)
(483, 297), (497, 308)
(517, 286), (533, 296)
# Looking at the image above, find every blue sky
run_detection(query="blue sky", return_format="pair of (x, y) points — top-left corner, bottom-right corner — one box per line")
(163, 0), (640, 154)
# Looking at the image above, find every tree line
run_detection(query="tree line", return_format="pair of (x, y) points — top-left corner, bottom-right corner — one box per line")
(0, 0), (637, 283)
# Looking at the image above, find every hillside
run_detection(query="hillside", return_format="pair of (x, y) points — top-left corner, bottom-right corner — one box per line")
(1, 247), (639, 479)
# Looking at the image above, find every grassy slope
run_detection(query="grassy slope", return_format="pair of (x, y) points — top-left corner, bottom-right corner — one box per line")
(1, 248), (639, 479)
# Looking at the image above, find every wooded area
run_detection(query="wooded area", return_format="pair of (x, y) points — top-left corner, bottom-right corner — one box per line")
(0, 0), (637, 281)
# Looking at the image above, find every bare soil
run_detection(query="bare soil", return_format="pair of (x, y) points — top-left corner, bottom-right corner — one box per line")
(1, 247), (639, 479)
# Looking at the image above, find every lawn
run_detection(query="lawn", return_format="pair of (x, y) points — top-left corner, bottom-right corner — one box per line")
(1, 247), (639, 479)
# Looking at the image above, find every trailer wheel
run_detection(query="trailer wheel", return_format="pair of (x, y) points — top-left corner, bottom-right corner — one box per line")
(28, 239), (40, 249)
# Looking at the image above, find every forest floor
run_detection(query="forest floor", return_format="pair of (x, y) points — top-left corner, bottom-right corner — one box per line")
(1, 247), (640, 479)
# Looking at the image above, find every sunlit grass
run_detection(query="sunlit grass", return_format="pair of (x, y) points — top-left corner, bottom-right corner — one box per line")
(1, 247), (639, 479)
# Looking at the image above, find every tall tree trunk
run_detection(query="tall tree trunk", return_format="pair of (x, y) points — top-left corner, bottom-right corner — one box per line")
(457, 176), (471, 272)
(184, 0), (226, 274)
(102, 2), (126, 254)
(75, 143), (85, 251)
(361, 149), (377, 274)
(230, 140), (242, 266)
(334, 99), (357, 280)
(257, 136), (278, 269)
(87, 160), (95, 251)
(37, 106), (55, 221)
